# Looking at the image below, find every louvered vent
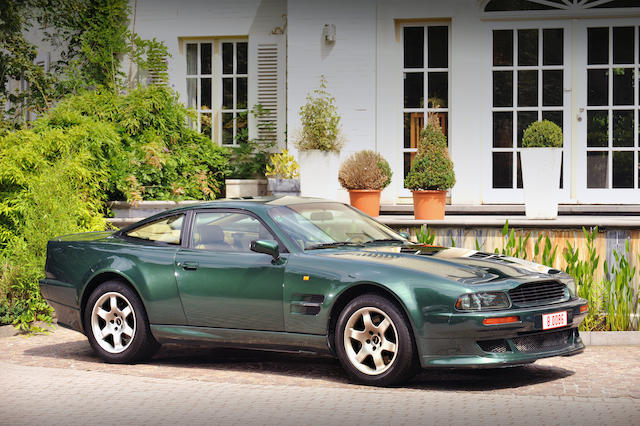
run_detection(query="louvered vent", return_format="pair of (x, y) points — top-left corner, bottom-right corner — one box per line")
(256, 43), (279, 143)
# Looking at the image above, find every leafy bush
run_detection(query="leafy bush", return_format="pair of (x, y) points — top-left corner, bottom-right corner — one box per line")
(0, 113), (113, 331)
(338, 150), (392, 190)
(522, 120), (563, 148)
(227, 106), (274, 179)
(295, 76), (343, 153)
(404, 125), (455, 191)
(53, 86), (231, 202)
(266, 149), (299, 179)
(0, 85), (231, 331)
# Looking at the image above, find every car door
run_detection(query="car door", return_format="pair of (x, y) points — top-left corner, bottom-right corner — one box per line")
(175, 209), (286, 331)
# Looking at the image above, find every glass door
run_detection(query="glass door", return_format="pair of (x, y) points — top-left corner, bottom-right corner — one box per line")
(484, 22), (571, 203)
(576, 21), (640, 203)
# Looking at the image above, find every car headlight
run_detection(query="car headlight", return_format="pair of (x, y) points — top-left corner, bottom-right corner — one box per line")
(564, 278), (576, 297)
(455, 292), (511, 311)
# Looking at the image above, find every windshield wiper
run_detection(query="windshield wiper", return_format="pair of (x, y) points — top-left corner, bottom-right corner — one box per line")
(364, 238), (406, 245)
(306, 241), (364, 250)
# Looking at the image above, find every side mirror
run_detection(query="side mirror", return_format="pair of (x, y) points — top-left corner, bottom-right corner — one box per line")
(399, 232), (410, 240)
(250, 240), (280, 260)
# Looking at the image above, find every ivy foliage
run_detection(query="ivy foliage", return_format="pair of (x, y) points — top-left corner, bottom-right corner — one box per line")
(404, 125), (456, 191)
(0, 0), (55, 132)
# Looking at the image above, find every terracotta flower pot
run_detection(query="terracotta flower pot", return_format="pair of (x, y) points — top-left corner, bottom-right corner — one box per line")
(412, 190), (446, 220)
(348, 189), (381, 217)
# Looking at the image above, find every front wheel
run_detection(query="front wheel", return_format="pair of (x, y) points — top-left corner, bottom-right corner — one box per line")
(84, 280), (159, 363)
(335, 294), (416, 386)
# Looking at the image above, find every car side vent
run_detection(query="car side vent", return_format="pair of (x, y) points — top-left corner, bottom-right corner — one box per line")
(508, 281), (569, 307)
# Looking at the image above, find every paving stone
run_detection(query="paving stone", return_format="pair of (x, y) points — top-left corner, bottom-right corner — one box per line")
(0, 327), (638, 425)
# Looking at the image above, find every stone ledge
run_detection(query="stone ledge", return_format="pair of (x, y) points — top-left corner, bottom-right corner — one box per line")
(379, 215), (640, 229)
(580, 331), (640, 346)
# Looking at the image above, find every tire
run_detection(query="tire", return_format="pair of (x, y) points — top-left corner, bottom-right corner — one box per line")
(84, 280), (159, 363)
(335, 294), (416, 386)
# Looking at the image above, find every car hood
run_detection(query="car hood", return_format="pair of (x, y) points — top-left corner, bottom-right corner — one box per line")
(311, 244), (567, 285)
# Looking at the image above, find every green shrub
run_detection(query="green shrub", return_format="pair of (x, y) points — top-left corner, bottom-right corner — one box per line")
(404, 125), (455, 191)
(522, 120), (563, 148)
(266, 149), (299, 179)
(295, 76), (343, 153)
(227, 106), (274, 179)
(52, 86), (231, 202)
(0, 115), (112, 331)
(338, 150), (392, 190)
(0, 85), (231, 331)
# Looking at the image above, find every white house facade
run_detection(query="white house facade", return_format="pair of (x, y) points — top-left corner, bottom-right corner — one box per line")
(130, 0), (640, 206)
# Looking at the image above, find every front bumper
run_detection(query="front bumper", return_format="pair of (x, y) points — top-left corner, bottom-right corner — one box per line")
(418, 298), (587, 368)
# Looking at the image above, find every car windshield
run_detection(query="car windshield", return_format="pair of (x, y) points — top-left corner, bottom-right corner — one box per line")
(268, 202), (406, 250)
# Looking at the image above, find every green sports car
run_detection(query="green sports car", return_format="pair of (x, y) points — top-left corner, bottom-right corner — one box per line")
(40, 197), (587, 386)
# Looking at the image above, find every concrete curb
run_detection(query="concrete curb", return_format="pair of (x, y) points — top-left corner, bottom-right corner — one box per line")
(580, 331), (640, 346)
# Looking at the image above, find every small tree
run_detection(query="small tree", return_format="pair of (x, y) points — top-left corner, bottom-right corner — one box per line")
(404, 125), (455, 191)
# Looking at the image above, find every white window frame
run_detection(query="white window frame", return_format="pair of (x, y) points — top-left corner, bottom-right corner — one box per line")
(183, 38), (248, 146)
(483, 21), (572, 204)
(399, 22), (451, 198)
(575, 19), (640, 203)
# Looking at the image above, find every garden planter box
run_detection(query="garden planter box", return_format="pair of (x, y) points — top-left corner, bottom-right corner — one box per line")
(299, 150), (339, 199)
(267, 178), (300, 196)
(225, 179), (268, 198)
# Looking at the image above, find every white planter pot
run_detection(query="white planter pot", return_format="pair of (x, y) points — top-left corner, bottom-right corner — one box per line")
(224, 179), (268, 198)
(298, 150), (340, 199)
(521, 148), (562, 219)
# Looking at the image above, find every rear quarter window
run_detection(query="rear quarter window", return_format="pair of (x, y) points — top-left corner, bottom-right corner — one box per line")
(125, 214), (185, 245)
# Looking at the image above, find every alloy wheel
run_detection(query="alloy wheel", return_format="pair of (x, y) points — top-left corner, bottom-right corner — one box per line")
(90, 292), (136, 354)
(343, 306), (398, 375)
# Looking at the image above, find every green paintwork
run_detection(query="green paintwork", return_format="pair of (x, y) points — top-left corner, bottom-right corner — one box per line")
(41, 196), (587, 368)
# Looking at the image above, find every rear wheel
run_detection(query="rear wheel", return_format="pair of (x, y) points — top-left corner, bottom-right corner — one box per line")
(84, 280), (159, 363)
(335, 294), (416, 386)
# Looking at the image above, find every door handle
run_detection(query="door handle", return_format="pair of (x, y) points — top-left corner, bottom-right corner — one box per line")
(181, 261), (199, 271)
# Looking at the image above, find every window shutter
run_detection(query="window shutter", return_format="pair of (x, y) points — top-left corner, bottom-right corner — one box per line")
(250, 37), (286, 146)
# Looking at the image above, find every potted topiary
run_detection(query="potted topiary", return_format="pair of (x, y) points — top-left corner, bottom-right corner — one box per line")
(521, 120), (563, 219)
(338, 150), (392, 217)
(266, 148), (300, 196)
(404, 124), (455, 220)
(295, 76), (344, 199)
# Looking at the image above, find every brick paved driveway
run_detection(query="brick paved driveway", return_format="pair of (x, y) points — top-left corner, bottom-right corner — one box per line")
(1, 327), (639, 425)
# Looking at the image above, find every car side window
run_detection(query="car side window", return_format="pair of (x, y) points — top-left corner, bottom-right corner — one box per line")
(125, 214), (184, 245)
(191, 212), (274, 252)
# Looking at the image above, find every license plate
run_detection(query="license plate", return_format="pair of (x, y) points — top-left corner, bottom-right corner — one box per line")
(542, 311), (567, 330)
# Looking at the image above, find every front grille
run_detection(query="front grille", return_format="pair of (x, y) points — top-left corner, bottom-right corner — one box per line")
(477, 339), (510, 353)
(509, 280), (568, 306)
(513, 329), (574, 353)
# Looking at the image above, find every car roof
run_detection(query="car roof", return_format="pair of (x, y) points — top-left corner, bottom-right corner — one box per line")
(118, 196), (339, 233)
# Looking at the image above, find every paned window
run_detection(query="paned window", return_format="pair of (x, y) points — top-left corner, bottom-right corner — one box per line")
(185, 40), (248, 145)
(586, 25), (640, 189)
(491, 28), (566, 189)
(402, 25), (450, 183)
